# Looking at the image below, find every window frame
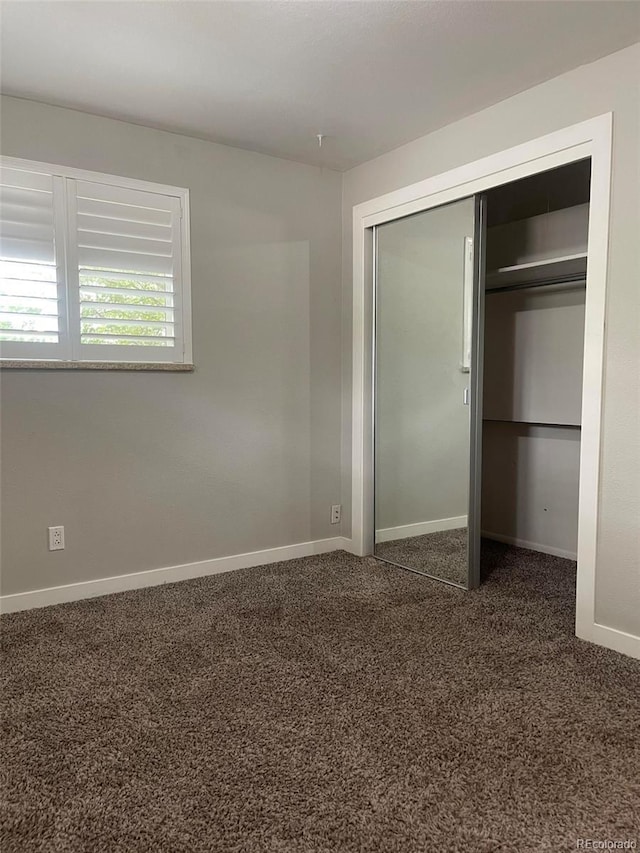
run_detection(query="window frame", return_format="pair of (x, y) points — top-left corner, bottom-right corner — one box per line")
(0, 156), (192, 367)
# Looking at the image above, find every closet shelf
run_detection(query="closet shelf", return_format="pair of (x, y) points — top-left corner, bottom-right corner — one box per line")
(485, 253), (587, 292)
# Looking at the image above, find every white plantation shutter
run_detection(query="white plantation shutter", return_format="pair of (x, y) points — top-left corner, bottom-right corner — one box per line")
(0, 166), (68, 359)
(69, 180), (183, 362)
(0, 156), (190, 365)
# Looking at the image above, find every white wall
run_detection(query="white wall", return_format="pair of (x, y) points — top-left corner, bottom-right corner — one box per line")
(482, 423), (581, 559)
(0, 96), (343, 596)
(483, 286), (586, 427)
(342, 43), (640, 637)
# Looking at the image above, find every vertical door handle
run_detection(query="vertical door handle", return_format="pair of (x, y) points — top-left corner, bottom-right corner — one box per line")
(461, 236), (474, 373)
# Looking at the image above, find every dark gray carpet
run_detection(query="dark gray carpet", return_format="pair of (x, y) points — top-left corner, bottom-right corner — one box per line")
(2, 546), (639, 853)
(375, 528), (468, 585)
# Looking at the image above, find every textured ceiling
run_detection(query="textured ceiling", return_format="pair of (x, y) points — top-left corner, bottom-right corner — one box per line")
(1, 1), (639, 170)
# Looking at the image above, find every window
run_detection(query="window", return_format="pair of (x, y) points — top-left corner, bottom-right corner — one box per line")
(0, 157), (191, 365)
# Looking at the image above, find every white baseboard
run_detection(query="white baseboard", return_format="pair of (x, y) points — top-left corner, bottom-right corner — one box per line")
(577, 621), (640, 661)
(0, 536), (351, 614)
(376, 515), (467, 543)
(482, 530), (577, 561)
(339, 537), (358, 554)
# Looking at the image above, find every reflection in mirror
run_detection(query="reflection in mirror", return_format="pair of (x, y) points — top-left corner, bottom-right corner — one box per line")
(374, 198), (476, 587)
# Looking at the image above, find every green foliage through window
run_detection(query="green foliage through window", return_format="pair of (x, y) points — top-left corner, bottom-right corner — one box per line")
(79, 273), (174, 346)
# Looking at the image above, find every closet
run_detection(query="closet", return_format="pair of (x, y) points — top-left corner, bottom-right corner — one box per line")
(481, 160), (590, 564)
(371, 159), (591, 589)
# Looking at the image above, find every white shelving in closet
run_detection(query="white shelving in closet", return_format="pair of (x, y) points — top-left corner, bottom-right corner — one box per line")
(485, 252), (587, 292)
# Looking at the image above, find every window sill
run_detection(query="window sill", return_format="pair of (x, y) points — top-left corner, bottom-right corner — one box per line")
(0, 360), (194, 372)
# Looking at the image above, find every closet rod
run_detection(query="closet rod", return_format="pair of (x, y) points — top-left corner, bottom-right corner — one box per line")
(483, 418), (581, 429)
(486, 273), (586, 295)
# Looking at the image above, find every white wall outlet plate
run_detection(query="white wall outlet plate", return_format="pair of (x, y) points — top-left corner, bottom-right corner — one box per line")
(48, 526), (65, 551)
(331, 504), (341, 525)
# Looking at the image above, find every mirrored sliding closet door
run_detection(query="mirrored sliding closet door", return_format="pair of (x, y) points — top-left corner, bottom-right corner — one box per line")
(373, 197), (482, 588)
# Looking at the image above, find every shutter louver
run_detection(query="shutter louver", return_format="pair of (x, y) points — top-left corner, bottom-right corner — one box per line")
(0, 167), (61, 348)
(72, 181), (181, 358)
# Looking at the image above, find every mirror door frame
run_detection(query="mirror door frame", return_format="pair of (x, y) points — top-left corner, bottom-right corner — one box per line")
(350, 114), (614, 649)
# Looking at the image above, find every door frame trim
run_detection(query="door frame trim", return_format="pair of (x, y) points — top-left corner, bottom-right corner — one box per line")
(350, 114), (616, 651)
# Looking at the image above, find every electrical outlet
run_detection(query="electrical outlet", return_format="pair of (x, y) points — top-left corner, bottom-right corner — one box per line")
(330, 504), (341, 525)
(48, 526), (65, 551)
